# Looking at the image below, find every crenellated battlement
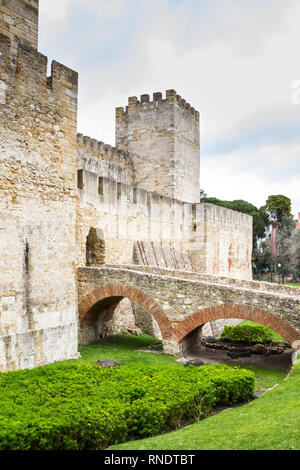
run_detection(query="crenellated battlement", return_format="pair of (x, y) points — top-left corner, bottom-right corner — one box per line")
(0, 33), (78, 100)
(78, 133), (135, 161)
(78, 167), (189, 209)
(116, 89), (199, 123)
(77, 134), (137, 185)
(0, 31), (78, 195)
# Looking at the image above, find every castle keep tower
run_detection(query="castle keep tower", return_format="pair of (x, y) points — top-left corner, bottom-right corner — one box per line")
(0, 0), (38, 50)
(116, 90), (200, 203)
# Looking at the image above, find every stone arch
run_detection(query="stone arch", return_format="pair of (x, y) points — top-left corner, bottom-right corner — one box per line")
(78, 283), (173, 340)
(173, 304), (300, 347)
(86, 227), (105, 267)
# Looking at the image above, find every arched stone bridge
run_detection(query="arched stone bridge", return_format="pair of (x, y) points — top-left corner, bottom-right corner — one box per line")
(77, 265), (300, 355)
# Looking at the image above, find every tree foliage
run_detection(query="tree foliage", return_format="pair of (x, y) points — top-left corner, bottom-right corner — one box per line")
(266, 195), (292, 228)
(253, 215), (300, 281)
(200, 189), (207, 200)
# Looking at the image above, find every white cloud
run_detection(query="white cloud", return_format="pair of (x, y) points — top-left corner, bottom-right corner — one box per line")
(39, 0), (300, 213)
(39, 0), (73, 22)
(201, 143), (300, 216)
(39, 0), (124, 22)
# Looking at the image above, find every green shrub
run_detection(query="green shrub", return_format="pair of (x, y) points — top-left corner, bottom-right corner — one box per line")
(221, 323), (274, 343)
(0, 363), (255, 450)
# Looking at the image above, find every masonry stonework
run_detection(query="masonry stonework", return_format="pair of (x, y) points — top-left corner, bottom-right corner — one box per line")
(0, 0), (38, 53)
(0, 3), (79, 370)
(77, 266), (300, 355)
(0, 1), (282, 372)
(115, 91), (200, 203)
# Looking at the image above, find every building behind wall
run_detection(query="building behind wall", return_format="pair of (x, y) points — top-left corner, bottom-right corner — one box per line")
(0, 0), (253, 370)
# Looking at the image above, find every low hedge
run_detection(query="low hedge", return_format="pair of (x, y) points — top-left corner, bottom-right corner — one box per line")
(0, 363), (255, 450)
(221, 323), (275, 344)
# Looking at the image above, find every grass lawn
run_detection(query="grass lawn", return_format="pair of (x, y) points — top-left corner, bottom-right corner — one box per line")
(65, 334), (286, 393)
(109, 355), (300, 451)
(285, 283), (300, 287)
(73, 335), (177, 368)
(0, 335), (291, 450)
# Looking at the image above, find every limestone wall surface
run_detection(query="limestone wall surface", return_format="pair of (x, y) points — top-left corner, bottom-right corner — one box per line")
(190, 203), (253, 280)
(77, 134), (135, 186)
(76, 168), (193, 267)
(0, 33), (79, 371)
(76, 167), (253, 282)
(115, 90), (200, 203)
(173, 92), (200, 203)
(0, 0), (39, 52)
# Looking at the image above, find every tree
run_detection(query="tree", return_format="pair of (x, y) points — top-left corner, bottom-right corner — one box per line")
(200, 189), (207, 200)
(265, 195), (292, 259)
(274, 214), (295, 274)
(255, 215), (300, 281)
(266, 195), (292, 229)
(252, 237), (272, 273)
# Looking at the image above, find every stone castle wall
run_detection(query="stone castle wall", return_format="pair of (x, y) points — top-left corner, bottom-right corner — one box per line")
(75, 166), (193, 268)
(0, 31), (79, 371)
(76, 162), (253, 282)
(77, 134), (135, 186)
(0, 0), (39, 53)
(190, 203), (253, 280)
(0, 0), (255, 370)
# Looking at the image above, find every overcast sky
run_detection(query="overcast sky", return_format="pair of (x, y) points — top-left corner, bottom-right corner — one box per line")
(39, 0), (300, 216)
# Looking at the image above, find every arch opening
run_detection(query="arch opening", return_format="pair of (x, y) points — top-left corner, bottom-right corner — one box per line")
(175, 304), (300, 370)
(78, 296), (139, 345)
(175, 304), (300, 346)
(78, 284), (171, 346)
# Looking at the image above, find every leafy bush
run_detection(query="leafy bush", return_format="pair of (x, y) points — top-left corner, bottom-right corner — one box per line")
(0, 363), (255, 450)
(221, 323), (275, 344)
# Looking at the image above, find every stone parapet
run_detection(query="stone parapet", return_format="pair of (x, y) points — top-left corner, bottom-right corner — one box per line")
(103, 264), (300, 298)
(77, 134), (135, 185)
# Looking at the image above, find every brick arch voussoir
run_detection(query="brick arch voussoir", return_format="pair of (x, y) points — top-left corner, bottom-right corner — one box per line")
(78, 284), (173, 340)
(173, 304), (300, 346)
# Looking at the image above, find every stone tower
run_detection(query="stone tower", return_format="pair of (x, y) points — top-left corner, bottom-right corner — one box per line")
(115, 90), (200, 204)
(0, 0), (39, 51)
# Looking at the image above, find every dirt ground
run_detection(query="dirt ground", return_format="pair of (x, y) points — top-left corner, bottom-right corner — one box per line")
(185, 345), (294, 372)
